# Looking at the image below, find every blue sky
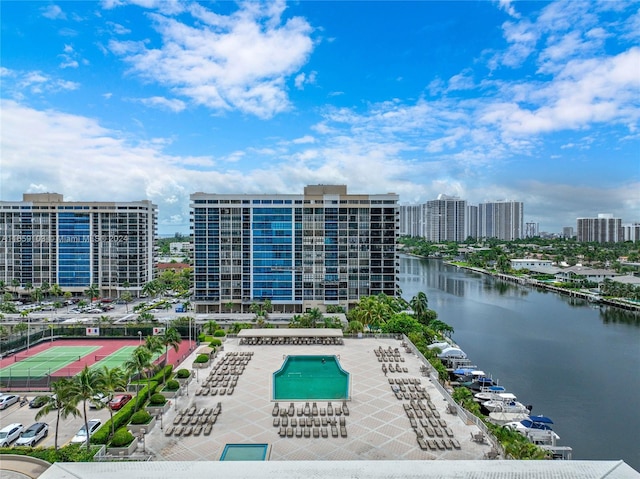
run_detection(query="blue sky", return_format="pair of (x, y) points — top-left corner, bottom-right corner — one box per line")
(1, 0), (638, 235)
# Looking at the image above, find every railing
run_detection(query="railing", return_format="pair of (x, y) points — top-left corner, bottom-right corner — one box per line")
(401, 334), (502, 453)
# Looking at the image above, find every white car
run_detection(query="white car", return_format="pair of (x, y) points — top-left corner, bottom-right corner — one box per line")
(0, 394), (20, 410)
(15, 422), (48, 447)
(89, 393), (109, 409)
(0, 423), (24, 447)
(70, 419), (102, 444)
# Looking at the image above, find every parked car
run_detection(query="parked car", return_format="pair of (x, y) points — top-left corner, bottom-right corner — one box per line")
(0, 394), (20, 410)
(0, 423), (24, 447)
(108, 394), (132, 411)
(70, 419), (102, 444)
(89, 393), (109, 409)
(28, 396), (49, 409)
(15, 422), (48, 447)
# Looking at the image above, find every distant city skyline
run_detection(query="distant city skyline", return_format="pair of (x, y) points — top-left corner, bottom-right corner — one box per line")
(1, 1), (638, 235)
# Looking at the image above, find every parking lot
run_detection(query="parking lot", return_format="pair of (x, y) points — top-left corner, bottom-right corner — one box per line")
(0, 394), (111, 448)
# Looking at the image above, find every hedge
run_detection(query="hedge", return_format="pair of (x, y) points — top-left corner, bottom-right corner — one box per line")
(91, 380), (158, 445)
(176, 368), (190, 379)
(149, 393), (166, 406)
(209, 338), (222, 347)
(110, 427), (135, 448)
(3, 443), (98, 462)
(213, 330), (226, 337)
(194, 354), (209, 363)
(130, 410), (152, 425)
(165, 379), (180, 391)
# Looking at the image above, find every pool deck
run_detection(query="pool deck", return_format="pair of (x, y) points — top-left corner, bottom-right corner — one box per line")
(145, 336), (494, 461)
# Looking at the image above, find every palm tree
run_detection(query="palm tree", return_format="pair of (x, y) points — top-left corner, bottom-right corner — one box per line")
(141, 281), (157, 299)
(307, 308), (323, 328)
(31, 288), (44, 303)
(50, 283), (63, 300)
(137, 311), (155, 323)
(145, 335), (164, 357)
(11, 279), (20, 299)
(124, 346), (153, 402)
(160, 327), (182, 377)
(63, 291), (72, 310)
(410, 292), (429, 323)
(204, 320), (218, 335)
(24, 282), (33, 299)
(41, 281), (50, 300)
(69, 366), (104, 450)
(35, 378), (80, 450)
(97, 366), (128, 439)
(121, 291), (133, 313)
(84, 284), (99, 305)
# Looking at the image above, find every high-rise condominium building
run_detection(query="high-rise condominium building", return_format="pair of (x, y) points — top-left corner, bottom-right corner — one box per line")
(477, 200), (524, 240)
(0, 193), (157, 298)
(424, 195), (467, 242)
(190, 185), (399, 313)
(577, 214), (623, 243)
(622, 223), (640, 242)
(399, 204), (424, 237)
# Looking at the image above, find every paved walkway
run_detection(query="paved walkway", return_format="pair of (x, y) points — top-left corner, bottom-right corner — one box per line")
(144, 336), (493, 461)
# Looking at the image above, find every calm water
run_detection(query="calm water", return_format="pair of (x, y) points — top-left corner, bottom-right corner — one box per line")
(399, 255), (640, 469)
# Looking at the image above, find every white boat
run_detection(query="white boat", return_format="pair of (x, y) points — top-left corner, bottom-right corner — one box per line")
(504, 415), (560, 445)
(427, 341), (450, 350)
(489, 411), (530, 425)
(437, 347), (467, 359)
(483, 393), (530, 414)
(474, 385), (507, 402)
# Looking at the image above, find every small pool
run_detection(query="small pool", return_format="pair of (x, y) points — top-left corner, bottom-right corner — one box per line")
(220, 443), (270, 461)
(273, 355), (350, 401)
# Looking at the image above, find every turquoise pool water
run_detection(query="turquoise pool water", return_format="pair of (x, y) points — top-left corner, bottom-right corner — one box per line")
(220, 444), (269, 461)
(272, 355), (350, 401)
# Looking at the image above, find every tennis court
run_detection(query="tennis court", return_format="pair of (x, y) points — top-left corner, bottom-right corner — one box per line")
(0, 346), (100, 379)
(91, 346), (163, 370)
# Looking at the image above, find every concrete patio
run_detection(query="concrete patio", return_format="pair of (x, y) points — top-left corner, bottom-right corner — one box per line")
(144, 335), (493, 461)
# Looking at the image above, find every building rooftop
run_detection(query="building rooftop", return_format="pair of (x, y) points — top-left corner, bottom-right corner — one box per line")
(140, 336), (491, 462)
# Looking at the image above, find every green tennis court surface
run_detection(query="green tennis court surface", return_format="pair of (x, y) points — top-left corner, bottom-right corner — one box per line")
(0, 346), (99, 378)
(90, 346), (161, 370)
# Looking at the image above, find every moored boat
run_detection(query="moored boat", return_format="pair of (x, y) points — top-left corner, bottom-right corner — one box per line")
(504, 415), (560, 445)
(488, 411), (530, 425)
(474, 385), (506, 402)
(483, 393), (531, 414)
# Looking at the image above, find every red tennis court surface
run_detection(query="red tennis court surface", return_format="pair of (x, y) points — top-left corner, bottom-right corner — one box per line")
(0, 338), (196, 377)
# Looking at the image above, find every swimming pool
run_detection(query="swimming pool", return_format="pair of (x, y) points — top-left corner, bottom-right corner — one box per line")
(272, 355), (350, 401)
(220, 443), (270, 461)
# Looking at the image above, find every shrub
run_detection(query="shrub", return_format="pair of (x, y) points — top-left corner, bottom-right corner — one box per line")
(194, 353), (209, 363)
(197, 332), (206, 342)
(130, 410), (152, 425)
(92, 380), (158, 445)
(213, 329), (226, 337)
(149, 393), (167, 405)
(176, 368), (190, 378)
(209, 338), (222, 347)
(110, 427), (135, 447)
(154, 365), (173, 384)
(165, 379), (180, 391)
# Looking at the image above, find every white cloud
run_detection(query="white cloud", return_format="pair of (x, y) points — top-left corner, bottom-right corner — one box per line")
(497, 0), (520, 19)
(105, 21), (131, 35)
(294, 70), (317, 90)
(108, 0), (314, 118)
(60, 60), (79, 69)
(41, 5), (66, 20)
(292, 135), (315, 144)
(481, 47), (640, 134)
(138, 96), (187, 112)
